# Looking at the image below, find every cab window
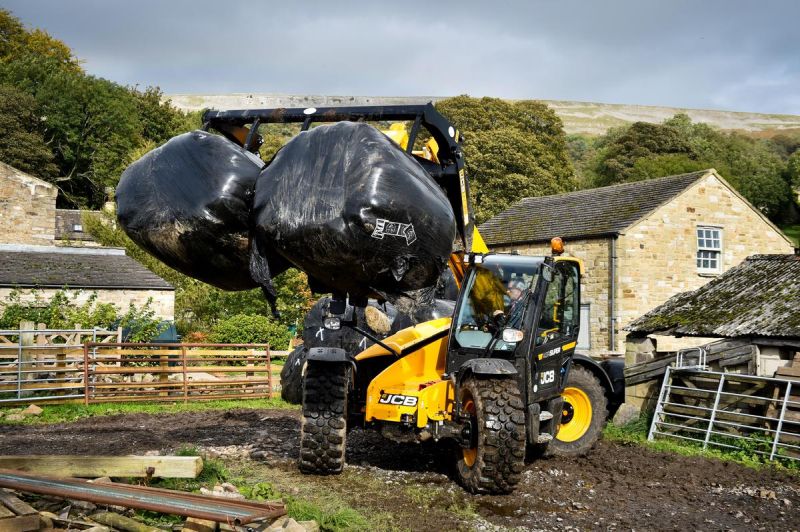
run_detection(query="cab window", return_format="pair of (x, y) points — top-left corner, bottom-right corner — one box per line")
(536, 262), (580, 344)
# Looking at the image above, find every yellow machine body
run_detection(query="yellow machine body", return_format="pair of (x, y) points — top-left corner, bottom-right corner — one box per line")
(357, 318), (455, 428)
(357, 251), (585, 433)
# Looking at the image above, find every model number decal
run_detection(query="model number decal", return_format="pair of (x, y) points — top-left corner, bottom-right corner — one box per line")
(378, 393), (418, 407)
(543, 346), (562, 358)
(539, 370), (556, 385)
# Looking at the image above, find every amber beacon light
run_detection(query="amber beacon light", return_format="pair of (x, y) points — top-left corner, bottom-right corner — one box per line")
(551, 237), (565, 256)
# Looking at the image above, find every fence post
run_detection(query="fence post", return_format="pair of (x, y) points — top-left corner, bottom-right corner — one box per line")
(159, 350), (169, 398)
(83, 342), (90, 406)
(19, 320), (34, 399)
(266, 346), (272, 399)
(181, 345), (188, 402)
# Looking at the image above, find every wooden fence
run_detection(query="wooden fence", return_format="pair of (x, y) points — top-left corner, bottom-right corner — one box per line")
(82, 343), (283, 404)
(0, 330), (287, 405)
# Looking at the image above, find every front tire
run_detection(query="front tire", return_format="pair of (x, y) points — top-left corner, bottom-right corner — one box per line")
(547, 366), (607, 457)
(456, 376), (526, 494)
(298, 362), (350, 474)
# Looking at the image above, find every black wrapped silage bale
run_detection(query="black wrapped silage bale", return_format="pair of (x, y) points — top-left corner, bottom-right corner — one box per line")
(116, 130), (284, 291)
(253, 121), (456, 304)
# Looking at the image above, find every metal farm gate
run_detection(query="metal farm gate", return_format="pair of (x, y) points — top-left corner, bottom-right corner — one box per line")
(0, 328), (120, 405)
(649, 365), (799, 463)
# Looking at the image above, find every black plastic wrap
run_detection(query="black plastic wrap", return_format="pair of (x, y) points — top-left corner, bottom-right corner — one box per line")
(116, 131), (271, 291)
(253, 122), (456, 304)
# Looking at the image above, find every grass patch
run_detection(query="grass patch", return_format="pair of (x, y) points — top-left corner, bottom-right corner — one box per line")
(287, 498), (370, 531)
(225, 462), (388, 532)
(603, 415), (799, 473)
(780, 224), (800, 246)
(0, 397), (298, 425)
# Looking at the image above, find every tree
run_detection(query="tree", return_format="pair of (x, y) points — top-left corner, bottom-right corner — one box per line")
(594, 120), (698, 186)
(589, 114), (795, 221)
(0, 8), (192, 208)
(787, 150), (800, 190)
(34, 70), (142, 206)
(436, 96), (575, 223)
(0, 83), (57, 178)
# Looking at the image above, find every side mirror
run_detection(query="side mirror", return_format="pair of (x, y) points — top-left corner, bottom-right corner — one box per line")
(542, 263), (554, 282)
(502, 328), (524, 344)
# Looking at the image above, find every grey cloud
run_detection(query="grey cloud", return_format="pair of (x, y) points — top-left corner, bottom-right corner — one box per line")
(4, 0), (799, 113)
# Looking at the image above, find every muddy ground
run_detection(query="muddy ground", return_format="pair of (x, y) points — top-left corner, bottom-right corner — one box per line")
(1, 408), (798, 531)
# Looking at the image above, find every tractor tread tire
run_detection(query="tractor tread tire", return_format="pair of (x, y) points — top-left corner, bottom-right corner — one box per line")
(457, 377), (526, 494)
(547, 366), (607, 458)
(298, 362), (349, 474)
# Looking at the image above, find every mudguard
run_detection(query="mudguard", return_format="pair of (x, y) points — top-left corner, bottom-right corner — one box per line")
(572, 353), (626, 416)
(456, 358), (517, 387)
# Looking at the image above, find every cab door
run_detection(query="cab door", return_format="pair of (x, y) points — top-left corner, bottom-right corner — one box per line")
(529, 260), (581, 401)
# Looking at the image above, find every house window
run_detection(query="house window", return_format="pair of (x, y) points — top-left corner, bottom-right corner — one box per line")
(696, 226), (722, 272)
(73, 224), (83, 232)
(577, 304), (591, 350)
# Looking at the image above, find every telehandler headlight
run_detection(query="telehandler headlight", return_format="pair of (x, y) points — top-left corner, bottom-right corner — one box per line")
(323, 317), (341, 330)
(502, 328), (524, 343)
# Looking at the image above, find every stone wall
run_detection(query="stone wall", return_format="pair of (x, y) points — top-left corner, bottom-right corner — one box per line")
(616, 172), (795, 354)
(0, 288), (175, 322)
(0, 163), (57, 245)
(492, 238), (612, 355)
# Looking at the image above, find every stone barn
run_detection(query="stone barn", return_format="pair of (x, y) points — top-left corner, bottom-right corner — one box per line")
(0, 162), (175, 322)
(479, 169), (795, 357)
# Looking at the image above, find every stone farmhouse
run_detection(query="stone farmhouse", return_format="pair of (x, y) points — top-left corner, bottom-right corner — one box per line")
(0, 162), (175, 321)
(479, 169), (795, 357)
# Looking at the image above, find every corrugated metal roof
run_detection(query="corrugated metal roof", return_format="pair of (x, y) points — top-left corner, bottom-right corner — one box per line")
(627, 254), (800, 338)
(0, 246), (173, 290)
(479, 170), (710, 245)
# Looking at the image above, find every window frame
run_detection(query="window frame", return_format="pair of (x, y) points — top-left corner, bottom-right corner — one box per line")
(696, 225), (723, 274)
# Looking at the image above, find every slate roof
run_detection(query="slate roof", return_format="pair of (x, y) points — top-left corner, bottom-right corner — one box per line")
(479, 170), (711, 245)
(627, 254), (800, 338)
(0, 245), (173, 290)
(55, 209), (96, 242)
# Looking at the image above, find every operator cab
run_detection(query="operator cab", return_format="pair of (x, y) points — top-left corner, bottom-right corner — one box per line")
(451, 254), (543, 355)
(447, 251), (582, 405)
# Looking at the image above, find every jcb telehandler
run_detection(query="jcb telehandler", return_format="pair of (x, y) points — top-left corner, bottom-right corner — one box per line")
(202, 104), (625, 493)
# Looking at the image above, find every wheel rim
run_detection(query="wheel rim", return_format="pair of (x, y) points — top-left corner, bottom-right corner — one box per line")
(462, 396), (477, 467)
(558, 386), (592, 443)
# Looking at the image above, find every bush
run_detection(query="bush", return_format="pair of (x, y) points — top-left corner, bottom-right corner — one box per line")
(209, 314), (292, 349)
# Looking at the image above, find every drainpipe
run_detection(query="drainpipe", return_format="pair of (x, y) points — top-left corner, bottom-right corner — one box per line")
(609, 235), (618, 353)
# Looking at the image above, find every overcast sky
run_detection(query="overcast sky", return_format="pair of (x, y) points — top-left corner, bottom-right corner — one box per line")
(5, 0), (799, 114)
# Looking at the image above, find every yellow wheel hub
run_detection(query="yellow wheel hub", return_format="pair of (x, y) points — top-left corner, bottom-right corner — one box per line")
(557, 386), (592, 443)
(462, 397), (477, 467)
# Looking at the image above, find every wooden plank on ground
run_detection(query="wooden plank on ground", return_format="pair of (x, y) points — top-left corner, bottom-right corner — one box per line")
(0, 455), (203, 478)
(0, 491), (37, 516)
(0, 514), (40, 532)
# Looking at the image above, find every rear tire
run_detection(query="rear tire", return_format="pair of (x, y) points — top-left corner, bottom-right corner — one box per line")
(547, 366), (607, 457)
(456, 377), (526, 494)
(298, 362), (349, 474)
